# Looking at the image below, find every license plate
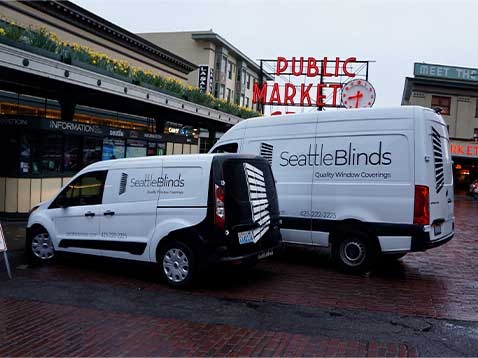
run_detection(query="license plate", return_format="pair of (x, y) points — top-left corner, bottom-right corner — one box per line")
(258, 250), (274, 260)
(238, 230), (254, 245)
(433, 224), (442, 236)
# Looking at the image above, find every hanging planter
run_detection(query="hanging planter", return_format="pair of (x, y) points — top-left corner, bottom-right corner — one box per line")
(0, 18), (262, 119)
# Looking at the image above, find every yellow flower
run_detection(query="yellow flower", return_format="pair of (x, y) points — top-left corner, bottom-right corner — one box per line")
(0, 28), (5, 36)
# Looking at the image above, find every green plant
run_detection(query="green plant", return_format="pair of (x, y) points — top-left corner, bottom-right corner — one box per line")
(0, 17), (262, 119)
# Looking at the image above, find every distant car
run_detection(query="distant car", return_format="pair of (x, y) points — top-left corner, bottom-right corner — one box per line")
(26, 154), (282, 287)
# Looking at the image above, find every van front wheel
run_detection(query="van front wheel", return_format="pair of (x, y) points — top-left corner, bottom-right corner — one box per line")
(332, 229), (377, 274)
(26, 228), (55, 264)
(159, 241), (196, 288)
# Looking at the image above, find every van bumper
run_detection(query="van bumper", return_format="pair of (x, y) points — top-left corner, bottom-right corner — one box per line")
(411, 230), (454, 251)
(216, 242), (283, 263)
(371, 222), (454, 252)
(207, 224), (283, 263)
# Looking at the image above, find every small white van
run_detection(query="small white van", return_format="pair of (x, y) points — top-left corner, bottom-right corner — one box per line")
(26, 154), (282, 287)
(210, 106), (455, 272)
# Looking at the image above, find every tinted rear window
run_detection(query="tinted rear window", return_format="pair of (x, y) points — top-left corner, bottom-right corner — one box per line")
(222, 158), (278, 227)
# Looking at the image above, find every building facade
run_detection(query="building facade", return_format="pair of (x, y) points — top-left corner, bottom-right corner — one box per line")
(139, 31), (272, 112)
(0, 1), (242, 215)
(402, 62), (478, 191)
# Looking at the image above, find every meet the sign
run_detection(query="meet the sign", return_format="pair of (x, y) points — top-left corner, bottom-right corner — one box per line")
(253, 57), (374, 108)
(414, 63), (478, 82)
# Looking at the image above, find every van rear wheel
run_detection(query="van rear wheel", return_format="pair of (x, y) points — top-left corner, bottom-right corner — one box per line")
(159, 241), (196, 288)
(332, 229), (377, 274)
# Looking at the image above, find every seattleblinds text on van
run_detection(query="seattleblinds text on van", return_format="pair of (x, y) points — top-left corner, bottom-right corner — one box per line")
(279, 142), (392, 167)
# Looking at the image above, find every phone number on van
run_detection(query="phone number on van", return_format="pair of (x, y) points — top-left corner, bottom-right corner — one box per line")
(300, 210), (336, 219)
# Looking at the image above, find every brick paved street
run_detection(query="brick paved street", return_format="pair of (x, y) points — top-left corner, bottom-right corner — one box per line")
(0, 196), (477, 356)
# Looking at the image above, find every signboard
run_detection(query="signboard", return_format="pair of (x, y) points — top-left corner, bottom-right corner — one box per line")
(198, 65), (209, 93)
(209, 68), (215, 93)
(450, 140), (478, 158)
(0, 224), (6, 252)
(0, 117), (164, 142)
(254, 56), (373, 109)
(414, 63), (478, 82)
(0, 223), (12, 279)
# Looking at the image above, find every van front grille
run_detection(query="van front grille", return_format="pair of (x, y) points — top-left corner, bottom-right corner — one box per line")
(243, 163), (270, 243)
(431, 127), (444, 193)
(260, 142), (274, 165)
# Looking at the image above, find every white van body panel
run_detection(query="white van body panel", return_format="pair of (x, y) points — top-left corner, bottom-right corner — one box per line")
(28, 155), (215, 262)
(211, 106), (454, 254)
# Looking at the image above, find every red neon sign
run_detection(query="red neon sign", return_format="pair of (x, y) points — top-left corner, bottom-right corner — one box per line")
(254, 57), (373, 108)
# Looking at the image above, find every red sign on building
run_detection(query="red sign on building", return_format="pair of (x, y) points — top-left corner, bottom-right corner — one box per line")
(254, 57), (374, 110)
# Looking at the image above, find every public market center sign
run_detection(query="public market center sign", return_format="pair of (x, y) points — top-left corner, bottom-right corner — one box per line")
(253, 57), (375, 109)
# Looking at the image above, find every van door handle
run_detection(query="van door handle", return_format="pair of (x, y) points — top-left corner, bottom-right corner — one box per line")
(448, 199), (452, 203)
(84, 211), (95, 217)
(103, 210), (115, 216)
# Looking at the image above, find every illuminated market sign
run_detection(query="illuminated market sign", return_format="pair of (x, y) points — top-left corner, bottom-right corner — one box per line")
(253, 57), (375, 109)
(450, 141), (478, 158)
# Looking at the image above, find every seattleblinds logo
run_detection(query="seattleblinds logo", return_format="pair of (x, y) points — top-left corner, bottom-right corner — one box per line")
(279, 142), (392, 167)
(129, 173), (185, 188)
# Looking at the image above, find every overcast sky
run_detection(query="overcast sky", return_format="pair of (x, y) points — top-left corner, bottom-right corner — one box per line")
(74, 0), (475, 108)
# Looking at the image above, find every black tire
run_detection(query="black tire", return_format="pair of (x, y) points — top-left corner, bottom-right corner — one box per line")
(331, 229), (377, 274)
(25, 227), (56, 265)
(158, 240), (196, 288)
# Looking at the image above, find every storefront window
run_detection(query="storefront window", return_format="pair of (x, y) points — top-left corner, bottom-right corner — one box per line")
(102, 138), (126, 160)
(126, 139), (147, 158)
(157, 142), (166, 156)
(83, 137), (103, 166)
(41, 133), (63, 175)
(146, 142), (165, 156)
(0, 129), (20, 176)
(24, 133), (63, 175)
(64, 136), (81, 173)
(74, 105), (152, 132)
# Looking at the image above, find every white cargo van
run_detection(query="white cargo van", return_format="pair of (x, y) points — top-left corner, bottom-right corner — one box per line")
(26, 154), (282, 287)
(210, 106), (454, 272)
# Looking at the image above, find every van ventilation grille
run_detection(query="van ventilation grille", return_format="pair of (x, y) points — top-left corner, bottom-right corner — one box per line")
(431, 127), (444, 193)
(260, 143), (274, 165)
(243, 163), (270, 243)
(119, 173), (128, 195)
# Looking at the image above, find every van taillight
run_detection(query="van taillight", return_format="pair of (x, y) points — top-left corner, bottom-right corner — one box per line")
(214, 184), (225, 229)
(414, 185), (430, 225)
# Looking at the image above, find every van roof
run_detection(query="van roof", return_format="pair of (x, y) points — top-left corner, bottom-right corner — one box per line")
(83, 153), (218, 172)
(235, 105), (435, 129)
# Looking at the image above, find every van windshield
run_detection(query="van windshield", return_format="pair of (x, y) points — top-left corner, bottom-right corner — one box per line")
(211, 143), (238, 153)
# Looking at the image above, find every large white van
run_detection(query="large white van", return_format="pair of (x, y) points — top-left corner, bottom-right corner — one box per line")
(210, 106), (454, 272)
(26, 154), (282, 287)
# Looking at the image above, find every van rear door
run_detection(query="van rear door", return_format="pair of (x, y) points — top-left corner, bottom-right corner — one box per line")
(219, 156), (280, 255)
(426, 111), (454, 241)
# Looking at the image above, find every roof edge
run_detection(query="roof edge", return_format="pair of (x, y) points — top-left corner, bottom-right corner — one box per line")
(20, 0), (197, 74)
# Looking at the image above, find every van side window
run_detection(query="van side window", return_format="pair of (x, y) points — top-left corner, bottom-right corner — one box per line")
(211, 143), (238, 153)
(51, 170), (107, 208)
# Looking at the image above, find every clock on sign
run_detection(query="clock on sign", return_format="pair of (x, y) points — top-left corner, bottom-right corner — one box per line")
(341, 80), (376, 109)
